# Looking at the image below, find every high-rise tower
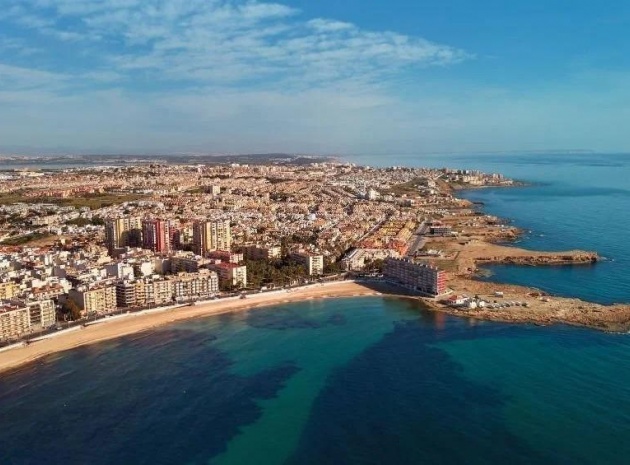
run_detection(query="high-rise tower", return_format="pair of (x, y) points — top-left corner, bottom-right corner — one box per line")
(192, 219), (231, 256)
(142, 219), (171, 253)
(105, 217), (142, 255)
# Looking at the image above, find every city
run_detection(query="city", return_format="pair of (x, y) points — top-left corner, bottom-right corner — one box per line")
(0, 159), (514, 343)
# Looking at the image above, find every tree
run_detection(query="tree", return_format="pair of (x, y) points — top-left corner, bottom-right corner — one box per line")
(365, 258), (384, 273)
(60, 299), (82, 321)
(325, 259), (343, 274)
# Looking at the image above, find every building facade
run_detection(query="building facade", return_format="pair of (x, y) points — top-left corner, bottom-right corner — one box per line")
(0, 282), (18, 300)
(208, 263), (247, 288)
(291, 252), (324, 276)
(383, 258), (446, 296)
(26, 300), (56, 330)
(69, 284), (117, 314)
(0, 303), (30, 341)
(105, 217), (142, 255)
(0, 299), (56, 341)
(142, 219), (171, 254)
(170, 254), (210, 273)
(192, 219), (232, 256)
(168, 270), (219, 300)
(116, 278), (173, 308)
(207, 250), (243, 264)
(243, 245), (282, 260)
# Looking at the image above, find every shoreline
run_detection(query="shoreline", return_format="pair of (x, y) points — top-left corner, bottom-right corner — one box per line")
(0, 281), (406, 375)
(3, 275), (628, 377)
(423, 278), (630, 334)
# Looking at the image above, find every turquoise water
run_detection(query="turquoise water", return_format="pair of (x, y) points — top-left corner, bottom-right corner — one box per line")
(2, 297), (629, 464)
(346, 152), (630, 305)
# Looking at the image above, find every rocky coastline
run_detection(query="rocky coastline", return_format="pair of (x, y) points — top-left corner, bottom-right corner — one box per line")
(419, 183), (629, 332)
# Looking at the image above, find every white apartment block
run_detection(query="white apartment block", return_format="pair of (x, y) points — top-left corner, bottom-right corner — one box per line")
(291, 252), (324, 276)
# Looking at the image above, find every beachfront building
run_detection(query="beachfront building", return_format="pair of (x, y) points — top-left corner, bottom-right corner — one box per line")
(168, 270), (219, 301)
(290, 252), (324, 276)
(116, 278), (173, 308)
(26, 300), (56, 330)
(383, 258), (447, 296)
(192, 219), (232, 256)
(0, 303), (30, 341)
(208, 263), (247, 288)
(0, 299), (56, 341)
(68, 284), (117, 315)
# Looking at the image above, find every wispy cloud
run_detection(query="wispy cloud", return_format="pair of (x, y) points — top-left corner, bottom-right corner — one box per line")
(2, 0), (470, 91)
(0, 0), (478, 153)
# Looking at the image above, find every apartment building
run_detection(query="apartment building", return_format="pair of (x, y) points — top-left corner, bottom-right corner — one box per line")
(341, 248), (399, 271)
(0, 299), (56, 341)
(0, 281), (18, 300)
(105, 217), (142, 255)
(207, 250), (244, 264)
(0, 303), (30, 341)
(427, 222), (453, 236)
(383, 258), (446, 296)
(168, 270), (219, 300)
(192, 219), (231, 256)
(30, 284), (66, 301)
(116, 278), (173, 308)
(290, 252), (324, 276)
(142, 219), (171, 254)
(68, 284), (117, 314)
(170, 254), (210, 273)
(242, 245), (282, 260)
(26, 300), (56, 330)
(208, 263), (247, 288)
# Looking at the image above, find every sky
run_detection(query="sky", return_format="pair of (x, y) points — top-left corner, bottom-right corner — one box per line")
(1, 0), (629, 155)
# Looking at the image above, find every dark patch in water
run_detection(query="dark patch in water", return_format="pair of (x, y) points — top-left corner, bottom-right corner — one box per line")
(246, 307), (325, 330)
(287, 320), (585, 465)
(247, 309), (320, 330)
(326, 313), (347, 326)
(0, 328), (299, 465)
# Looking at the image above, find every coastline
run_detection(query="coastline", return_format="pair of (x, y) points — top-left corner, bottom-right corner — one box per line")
(423, 184), (630, 332)
(423, 277), (630, 333)
(0, 281), (404, 375)
(3, 273), (628, 377)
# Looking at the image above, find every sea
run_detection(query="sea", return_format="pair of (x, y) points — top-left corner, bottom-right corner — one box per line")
(1, 153), (629, 464)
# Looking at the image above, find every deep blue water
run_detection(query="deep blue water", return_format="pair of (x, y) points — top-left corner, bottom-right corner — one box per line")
(348, 152), (630, 305)
(2, 297), (629, 465)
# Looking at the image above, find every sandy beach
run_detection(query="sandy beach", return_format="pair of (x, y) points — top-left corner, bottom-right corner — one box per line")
(0, 281), (386, 375)
(3, 274), (628, 376)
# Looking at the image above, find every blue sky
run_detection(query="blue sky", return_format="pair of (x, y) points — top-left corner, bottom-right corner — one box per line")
(1, 0), (629, 155)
